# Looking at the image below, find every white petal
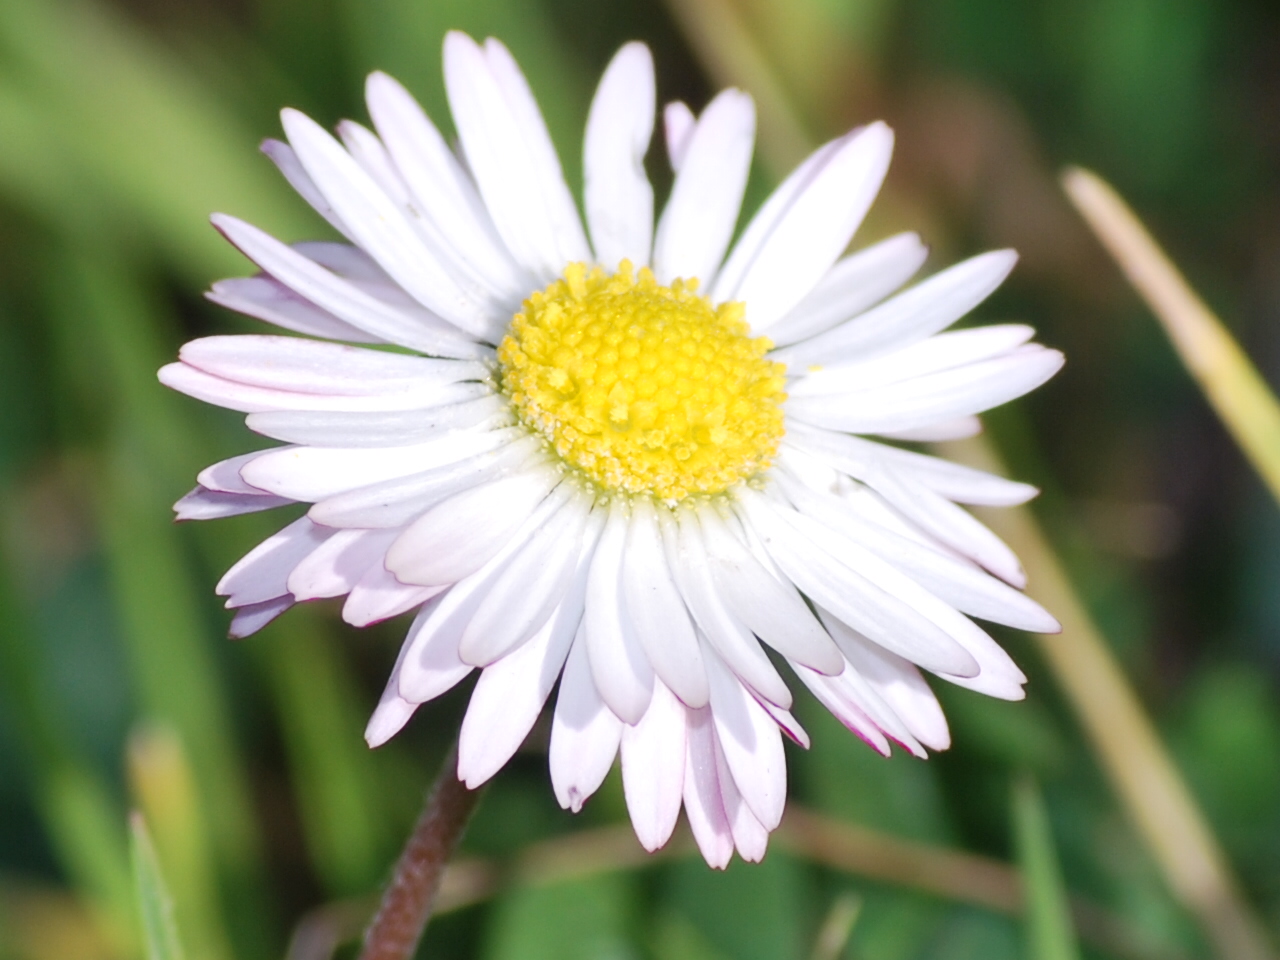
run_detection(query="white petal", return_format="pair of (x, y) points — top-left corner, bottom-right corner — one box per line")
(366, 641), (418, 747)
(827, 561), (1025, 701)
(697, 506), (844, 675)
(705, 650), (786, 831)
(760, 701), (810, 749)
(443, 33), (590, 281)
(282, 108), (504, 339)
(228, 595), (294, 639)
(663, 101), (696, 171)
(774, 456), (1058, 632)
(877, 417), (983, 442)
(394, 479), (578, 703)
(458, 515), (602, 787)
(395, 595), (475, 704)
(174, 487), (292, 521)
(365, 71), (529, 300)
(261, 138), (352, 240)
(737, 492), (980, 677)
(308, 433), (544, 528)
(584, 42), (655, 269)
(242, 428), (510, 502)
(550, 630), (623, 812)
(707, 135), (841, 300)
(765, 489), (1000, 676)
(714, 123), (894, 331)
(247, 395), (510, 447)
(295, 240), (486, 330)
(335, 121), (524, 312)
(457, 579), (580, 787)
(772, 250), (1019, 368)
(665, 510), (792, 708)
(933, 632), (1027, 700)
(458, 491), (594, 665)
(482, 37), (593, 262)
(788, 325), (1035, 398)
(622, 500), (707, 708)
(290, 241), (392, 283)
(337, 119), (413, 207)
(621, 679), (687, 851)
(385, 467), (561, 586)
(207, 275), (383, 344)
(209, 215), (486, 358)
(161, 361), (487, 414)
(652, 90), (755, 286)
(178, 335), (486, 397)
(287, 527), (397, 601)
(584, 501), (655, 724)
(217, 517), (330, 608)
(197, 450), (274, 494)
(767, 232), (929, 346)
(808, 618), (925, 757)
(794, 663), (894, 757)
(866, 466), (1027, 587)
(365, 691), (419, 748)
(785, 345), (1065, 434)
(717, 736), (769, 862)
(820, 616), (950, 751)
(785, 423), (1038, 506)
(683, 705), (734, 869)
(343, 563), (444, 628)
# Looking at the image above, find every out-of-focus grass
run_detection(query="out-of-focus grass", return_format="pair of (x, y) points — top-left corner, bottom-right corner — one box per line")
(0, 502), (136, 958)
(128, 725), (231, 960)
(0, 0), (1277, 959)
(1064, 168), (1280, 510)
(130, 814), (187, 960)
(1014, 776), (1081, 960)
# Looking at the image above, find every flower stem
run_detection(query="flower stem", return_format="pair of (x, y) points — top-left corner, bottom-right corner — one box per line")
(358, 742), (483, 960)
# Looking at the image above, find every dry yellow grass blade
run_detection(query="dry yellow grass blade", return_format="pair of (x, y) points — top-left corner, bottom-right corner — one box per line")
(658, 2), (1276, 959)
(1063, 168), (1280, 506)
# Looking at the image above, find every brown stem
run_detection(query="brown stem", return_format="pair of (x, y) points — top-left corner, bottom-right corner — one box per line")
(358, 742), (484, 960)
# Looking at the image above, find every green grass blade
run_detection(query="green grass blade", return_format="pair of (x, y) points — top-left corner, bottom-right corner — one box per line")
(128, 725), (235, 960)
(40, 767), (137, 958)
(1012, 775), (1081, 960)
(1064, 168), (1280, 510)
(130, 813), (188, 960)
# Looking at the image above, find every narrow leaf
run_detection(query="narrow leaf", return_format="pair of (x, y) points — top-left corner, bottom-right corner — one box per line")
(1012, 775), (1080, 960)
(130, 812), (188, 960)
(1064, 167), (1280, 508)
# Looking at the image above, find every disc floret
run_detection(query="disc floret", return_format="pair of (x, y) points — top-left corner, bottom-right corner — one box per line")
(497, 261), (786, 502)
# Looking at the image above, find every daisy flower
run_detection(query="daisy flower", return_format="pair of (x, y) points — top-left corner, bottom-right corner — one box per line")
(161, 34), (1063, 868)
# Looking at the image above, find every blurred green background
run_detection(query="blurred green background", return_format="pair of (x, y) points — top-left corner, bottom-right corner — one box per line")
(1, 0), (1279, 958)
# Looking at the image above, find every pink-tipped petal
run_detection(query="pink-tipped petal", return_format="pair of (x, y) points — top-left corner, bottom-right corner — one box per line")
(683, 705), (734, 868)
(550, 631), (623, 812)
(620, 679), (687, 851)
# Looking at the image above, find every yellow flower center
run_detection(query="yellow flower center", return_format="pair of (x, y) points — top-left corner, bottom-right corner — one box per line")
(497, 261), (787, 502)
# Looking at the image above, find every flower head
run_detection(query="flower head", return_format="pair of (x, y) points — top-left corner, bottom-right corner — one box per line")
(161, 34), (1063, 867)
